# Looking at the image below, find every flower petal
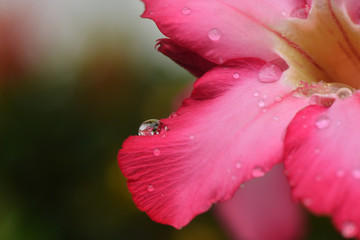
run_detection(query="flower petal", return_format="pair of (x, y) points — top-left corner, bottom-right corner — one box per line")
(142, 0), (308, 64)
(118, 58), (309, 229)
(284, 93), (360, 239)
(343, 0), (360, 24)
(216, 164), (304, 240)
(156, 38), (216, 77)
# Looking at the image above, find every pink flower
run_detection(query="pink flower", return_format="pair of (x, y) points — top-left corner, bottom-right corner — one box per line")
(118, 0), (360, 238)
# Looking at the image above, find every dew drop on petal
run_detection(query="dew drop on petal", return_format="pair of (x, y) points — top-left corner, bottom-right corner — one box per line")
(182, 7), (192, 15)
(314, 148), (320, 154)
(153, 148), (160, 156)
(352, 168), (360, 179)
(315, 115), (331, 129)
(342, 222), (358, 238)
(253, 91), (260, 97)
(303, 198), (312, 207)
(290, 7), (309, 19)
(235, 162), (242, 169)
(252, 166), (265, 178)
(275, 96), (282, 102)
(169, 112), (178, 118)
(273, 116), (279, 121)
(189, 135), (195, 140)
(258, 63), (283, 83)
(147, 185), (155, 192)
(232, 72), (240, 79)
(208, 28), (221, 41)
(258, 99), (265, 107)
(281, 9), (287, 16)
(138, 119), (168, 136)
(336, 88), (353, 99)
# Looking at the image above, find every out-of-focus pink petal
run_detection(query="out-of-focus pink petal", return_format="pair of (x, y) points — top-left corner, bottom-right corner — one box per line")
(156, 38), (217, 77)
(142, 0), (308, 64)
(343, 0), (360, 24)
(216, 164), (304, 240)
(118, 58), (309, 229)
(284, 93), (360, 239)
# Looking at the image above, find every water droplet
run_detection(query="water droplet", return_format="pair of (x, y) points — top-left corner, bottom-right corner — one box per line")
(309, 95), (335, 107)
(182, 7), (192, 15)
(314, 148), (320, 154)
(273, 116), (279, 121)
(315, 115), (330, 129)
(153, 148), (160, 156)
(258, 63), (283, 83)
(208, 28), (221, 41)
(138, 119), (168, 136)
(258, 99), (265, 107)
(290, 7), (309, 19)
(189, 135), (195, 140)
(281, 9), (287, 16)
(235, 162), (242, 169)
(336, 88), (353, 99)
(232, 72), (240, 79)
(352, 169), (360, 179)
(275, 96), (282, 102)
(303, 198), (312, 207)
(147, 185), (155, 192)
(262, 109), (267, 113)
(253, 91), (260, 97)
(262, 94), (268, 99)
(342, 222), (358, 238)
(336, 169), (345, 178)
(169, 112), (178, 118)
(252, 166), (265, 178)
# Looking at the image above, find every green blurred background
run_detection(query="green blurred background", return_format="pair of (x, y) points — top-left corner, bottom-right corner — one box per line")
(0, 1), (349, 239)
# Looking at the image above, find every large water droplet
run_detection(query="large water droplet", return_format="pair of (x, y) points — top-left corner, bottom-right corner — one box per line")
(258, 99), (265, 107)
(182, 7), (192, 15)
(153, 148), (161, 156)
(336, 88), (353, 99)
(232, 72), (240, 79)
(342, 222), (358, 238)
(147, 185), (155, 192)
(352, 169), (360, 179)
(315, 115), (330, 129)
(290, 7), (309, 19)
(258, 63), (283, 83)
(138, 119), (168, 136)
(208, 28), (221, 41)
(252, 167), (265, 177)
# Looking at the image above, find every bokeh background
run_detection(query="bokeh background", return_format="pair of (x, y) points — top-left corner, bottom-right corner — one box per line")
(0, 1), (348, 239)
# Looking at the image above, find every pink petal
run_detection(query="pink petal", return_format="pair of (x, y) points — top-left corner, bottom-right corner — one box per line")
(343, 0), (360, 24)
(216, 164), (304, 240)
(142, 0), (308, 64)
(118, 58), (309, 229)
(284, 93), (360, 239)
(156, 38), (216, 77)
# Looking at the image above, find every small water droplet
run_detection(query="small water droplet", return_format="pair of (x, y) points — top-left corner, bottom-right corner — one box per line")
(235, 162), (242, 169)
(182, 7), (192, 15)
(258, 63), (283, 83)
(138, 119), (168, 136)
(189, 135), (195, 140)
(336, 88), (353, 99)
(258, 99), (265, 107)
(352, 169), (360, 179)
(252, 166), (265, 178)
(275, 96), (282, 102)
(290, 7), (309, 19)
(208, 28), (221, 41)
(153, 148), (160, 156)
(281, 9), (287, 16)
(262, 109), (267, 113)
(303, 198), (312, 207)
(232, 72), (240, 79)
(169, 112), (178, 118)
(336, 169), (345, 178)
(147, 185), (155, 192)
(253, 91), (260, 97)
(342, 222), (358, 238)
(273, 116), (279, 121)
(315, 115), (330, 129)
(262, 94), (268, 99)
